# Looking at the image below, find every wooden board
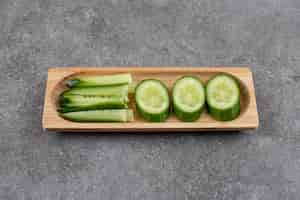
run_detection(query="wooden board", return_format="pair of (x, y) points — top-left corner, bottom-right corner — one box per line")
(42, 67), (259, 132)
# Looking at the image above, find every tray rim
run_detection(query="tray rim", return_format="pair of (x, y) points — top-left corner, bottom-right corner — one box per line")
(42, 66), (259, 132)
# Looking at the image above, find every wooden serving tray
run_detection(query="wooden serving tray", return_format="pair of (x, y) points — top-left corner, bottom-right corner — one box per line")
(42, 67), (259, 132)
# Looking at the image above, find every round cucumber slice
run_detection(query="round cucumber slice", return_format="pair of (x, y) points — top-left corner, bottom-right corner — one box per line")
(135, 79), (170, 122)
(172, 76), (205, 122)
(206, 74), (240, 121)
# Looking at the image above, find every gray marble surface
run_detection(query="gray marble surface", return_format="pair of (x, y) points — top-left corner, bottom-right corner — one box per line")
(0, 0), (299, 199)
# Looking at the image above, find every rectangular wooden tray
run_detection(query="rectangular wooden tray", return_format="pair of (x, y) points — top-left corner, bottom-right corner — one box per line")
(42, 67), (259, 132)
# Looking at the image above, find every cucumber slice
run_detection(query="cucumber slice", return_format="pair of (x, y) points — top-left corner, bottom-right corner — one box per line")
(206, 74), (240, 121)
(66, 73), (132, 88)
(128, 81), (137, 94)
(135, 79), (170, 122)
(60, 109), (134, 122)
(62, 85), (129, 98)
(59, 95), (128, 113)
(126, 110), (134, 122)
(172, 76), (205, 122)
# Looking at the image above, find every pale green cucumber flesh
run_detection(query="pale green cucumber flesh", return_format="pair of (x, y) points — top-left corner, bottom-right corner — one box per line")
(135, 79), (170, 122)
(62, 85), (129, 97)
(60, 109), (133, 122)
(128, 81), (137, 94)
(59, 95), (128, 113)
(126, 110), (134, 122)
(206, 74), (240, 121)
(172, 76), (205, 122)
(66, 73), (132, 87)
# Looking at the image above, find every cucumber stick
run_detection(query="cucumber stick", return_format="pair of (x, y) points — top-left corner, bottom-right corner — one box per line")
(206, 74), (240, 121)
(59, 95), (128, 113)
(135, 79), (170, 122)
(62, 84), (129, 98)
(60, 109), (134, 122)
(172, 76), (205, 122)
(128, 81), (137, 94)
(66, 73), (132, 88)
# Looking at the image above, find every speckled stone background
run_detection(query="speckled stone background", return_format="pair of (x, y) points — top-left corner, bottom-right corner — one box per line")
(0, 0), (299, 199)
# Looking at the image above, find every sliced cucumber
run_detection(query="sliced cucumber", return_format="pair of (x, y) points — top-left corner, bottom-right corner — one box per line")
(126, 109), (134, 122)
(62, 84), (129, 98)
(172, 76), (205, 122)
(59, 95), (128, 113)
(60, 109), (134, 122)
(128, 81), (137, 94)
(66, 73), (132, 88)
(135, 79), (170, 122)
(206, 74), (240, 121)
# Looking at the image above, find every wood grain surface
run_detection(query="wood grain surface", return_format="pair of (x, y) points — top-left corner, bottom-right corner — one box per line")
(42, 67), (259, 132)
